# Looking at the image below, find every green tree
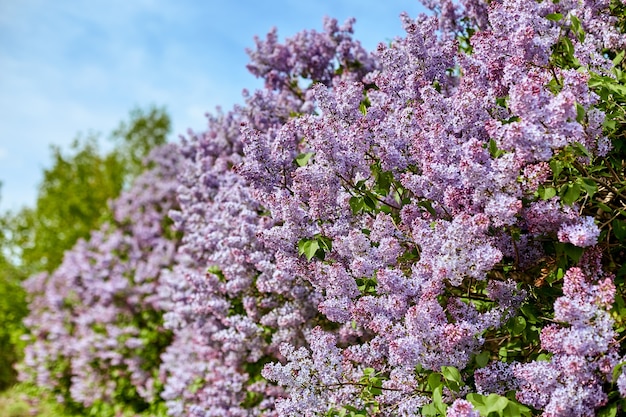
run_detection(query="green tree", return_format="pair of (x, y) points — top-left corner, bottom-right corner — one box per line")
(12, 138), (123, 274)
(0, 105), (170, 391)
(0, 209), (27, 391)
(10, 106), (170, 275)
(111, 106), (171, 180)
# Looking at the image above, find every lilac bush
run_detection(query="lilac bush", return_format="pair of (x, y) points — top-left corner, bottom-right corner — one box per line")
(20, 1), (626, 416)
(160, 0), (626, 414)
(237, 0), (626, 416)
(159, 19), (375, 416)
(20, 144), (182, 415)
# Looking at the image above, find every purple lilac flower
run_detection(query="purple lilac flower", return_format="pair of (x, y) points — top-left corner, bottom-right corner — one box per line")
(447, 399), (481, 417)
(558, 216), (601, 247)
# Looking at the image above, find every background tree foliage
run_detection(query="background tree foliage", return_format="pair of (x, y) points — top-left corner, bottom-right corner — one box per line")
(10, 106), (170, 275)
(0, 106), (170, 392)
(0, 215), (26, 391)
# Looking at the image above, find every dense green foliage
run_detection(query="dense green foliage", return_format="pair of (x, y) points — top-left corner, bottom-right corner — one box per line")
(0, 224), (25, 391)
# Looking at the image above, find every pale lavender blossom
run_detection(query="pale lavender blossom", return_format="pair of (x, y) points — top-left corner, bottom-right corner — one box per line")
(558, 216), (601, 247)
(447, 399), (481, 417)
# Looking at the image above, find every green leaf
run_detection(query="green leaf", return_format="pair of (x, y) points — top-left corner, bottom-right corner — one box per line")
(242, 390), (264, 409)
(207, 265), (221, 274)
(550, 159), (563, 180)
(359, 101), (368, 116)
(503, 115), (520, 124)
(207, 265), (226, 282)
(510, 316), (527, 335)
(374, 169), (394, 196)
(318, 235), (333, 252)
(547, 76), (563, 94)
(294, 152), (315, 167)
(572, 142), (591, 158)
(467, 393), (487, 414)
(520, 304), (539, 323)
(597, 403), (618, 417)
(466, 394), (485, 406)
(597, 202), (613, 213)
(561, 182), (581, 205)
(297, 235), (333, 261)
(420, 403), (438, 417)
(576, 103), (585, 123)
(563, 36), (575, 58)
(563, 243), (584, 262)
(485, 393), (509, 414)
(356, 276), (378, 295)
(298, 239), (319, 261)
(427, 373), (442, 390)
(612, 361), (626, 383)
(613, 219), (626, 242)
(448, 381), (461, 393)
(363, 193), (377, 211)
(349, 196), (365, 214)
(607, 82), (626, 96)
(604, 118), (617, 130)
(489, 138), (504, 158)
(475, 351), (490, 368)
(418, 200), (437, 216)
(499, 346), (508, 360)
(546, 12), (563, 21)
(578, 178), (597, 199)
(441, 366), (462, 385)
(538, 186), (557, 200)
(432, 386), (447, 415)
(570, 15), (585, 43)
(503, 400), (533, 417)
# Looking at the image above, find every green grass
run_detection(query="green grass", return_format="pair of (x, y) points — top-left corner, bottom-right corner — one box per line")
(0, 383), (169, 417)
(0, 384), (79, 417)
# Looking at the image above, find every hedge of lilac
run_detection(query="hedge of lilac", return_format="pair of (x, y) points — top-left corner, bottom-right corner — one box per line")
(21, 1), (626, 416)
(20, 144), (182, 415)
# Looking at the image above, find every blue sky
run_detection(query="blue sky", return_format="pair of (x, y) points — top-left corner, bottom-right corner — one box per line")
(0, 0), (427, 211)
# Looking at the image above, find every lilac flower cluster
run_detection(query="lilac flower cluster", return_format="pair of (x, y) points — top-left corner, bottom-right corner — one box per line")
(20, 144), (182, 410)
(514, 265), (618, 416)
(158, 107), (307, 416)
(447, 399), (481, 417)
